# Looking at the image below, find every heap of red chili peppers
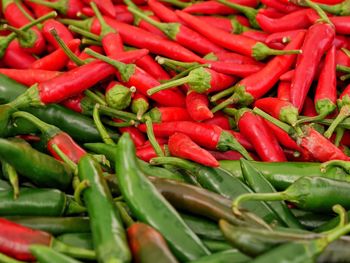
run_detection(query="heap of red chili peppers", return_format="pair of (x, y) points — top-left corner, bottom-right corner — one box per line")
(1, 0), (350, 261)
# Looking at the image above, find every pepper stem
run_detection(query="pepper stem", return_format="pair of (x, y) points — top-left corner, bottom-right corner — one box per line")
(93, 104), (116, 145)
(150, 156), (197, 171)
(50, 28), (86, 66)
(103, 119), (135, 128)
(324, 105), (350, 139)
(326, 206), (350, 243)
(65, 197), (87, 215)
(316, 0), (350, 16)
(115, 201), (134, 227)
(252, 42), (302, 61)
(81, 38), (101, 46)
(159, 0), (191, 8)
(14, 0), (35, 23)
(326, 204), (348, 233)
(28, 0), (67, 14)
(295, 111), (330, 125)
(253, 107), (294, 134)
(210, 87), (236, 102)
(147, 75), (190, 95)
(73, 179), (90, 206)
(232, 192), (285, 216)
(336, 64), (350, 73)
(320, 160), (350, 174)
(218, 130), (253, 160)
(304, 0), (333, 24)
(211, 93), (240, 113)
(59, 17), (93, 31)
(68, 25), (100, 41)
(342, 48), (350, 58)
(2, 162), (20, 200)
(145, 116), (164, 157)
(99, 105), (139, 121)
(156, 56), (199, 70)
(51, 144), (77, 172)
(84, 90), (107, 106)
(51, 239), (96, 260)
(340, 73), (350, 81)
(85, 48), (135, 82)
(216, 0), (259, 29)
(90, 2), (116, 37)
(334, 127), (345, 147)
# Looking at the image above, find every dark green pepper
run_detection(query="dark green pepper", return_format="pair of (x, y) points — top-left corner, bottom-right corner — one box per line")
(220, 160), (349, 190)
(151, 157), (282, 225)
(0, 74), (119, 142)
(30, 245), (82, 263)
(57, 233), (93, 251)
(240, 159), (302, 229)
(202, 239), (231, 253)
(78, 154), (131, 263)
(0, 138), (73, 190)
(189, 249), (250, 263)
(115, 133), (210, 261)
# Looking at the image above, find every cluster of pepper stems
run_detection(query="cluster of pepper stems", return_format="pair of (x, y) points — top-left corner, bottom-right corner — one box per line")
(0, 0), (350, 261)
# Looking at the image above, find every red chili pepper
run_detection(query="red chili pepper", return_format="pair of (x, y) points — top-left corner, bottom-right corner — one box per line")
(185, 91), (213, 121)
(254, 97), (299, 126)
(211, 51), (262, 65)
(114, 119), (146, 147)
(61, 94), (86, 114)
(84, 49), (186, 107)
(297, 45), (337, 125)
(136, 143), (164, 162)
(168, 132), (219, 167)
(227, 130), (254, 151)
(131, 92), (149, 120)
(258, 7), (285, 18)
(208, 60), (264, 77)
(256, 9), (314, 33)
(203, 112), (231, 130)
(114, 4), (134, 24)
(138, 121), (253, 160)
(237, 109), (286, 162)
(82, 0), (116, 18)
(279, 70), (294, 82)
(30, 39), (81, 71)
(336, 49), (350, 68)
(260, 0), (303, 13)
(24, 0), (53, 17)
(183, 0), (258, 15)
(2, 0), (34, 27)
(211, 31), (305, 112)
(2, 40), (36, 69)
(329, 16), (350, 35)
(148, 66), (236, 95)
(175, 10), (301, 60)
(147, 107), (192, 123)
(265, 29), (306, 47)
(197, 15), (250, 32)
(302, 96), (318, 117)
(277, 81), (291, 101)
(148, 0), (181, 23)
(208, 150), (243, 160)
(290, 17), (335, 112)
(0, 68), (61, 86)
(127, 6), (225, 56)
(135, 55), (170, 81)
(241, 30), (269, 43)
(62, 16), (205, 63)
(28, 0), (84, 18)
(42, 19), (74, 48)
(333, 35), (349, 49)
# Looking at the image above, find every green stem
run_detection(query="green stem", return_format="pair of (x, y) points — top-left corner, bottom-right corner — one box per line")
(332, 204), (348, 229)
(99, 105), (139, 121)
(21, 11), (57, 30)
(147, 75), (190, 95)
(210, 87), (236, 102)
(81, 38), (101, 46)
(50, 28), (86, 66)
(341, 48), (350, 58)
(317, 0), (350, 16)
(156, 56), (199, 70)
(115, 201), (134, 227)
(51, 144), (77, 171)
(93, 104), (116, 145)
(324, 105), (350, 139)
(168, 64), (208, 82)
(211, 93), (240, 113)
(90, 2), (116, 36)
(252, 42), (302, 61)
(92, 154), (111, 167)
(320, 160), (350, 174)
(73, 179), (90, 206)
(232, 192), (285, 215)
(253, 107), (294, 134)
(336, 64), (350, 73)
(304, 0), (332, 24)
(326, 216), (350, 243)
(217, 0), (259, 29)
(150, 156), (196, 171)
(84, 90), (107, 106)
(2, 24), (32, 39)
(294, 111), (329, 125)
(334, 127), (345, 147)
(28, 0), (67, 14)
(84, 48), (135, 82)
(159, 0), (191, 8)
(0, 253), (25, 263)
(52, 239), (96, 260)
(340, 73), (350, 81)
(2, 162), (19, 200)
(145, 116), (164, 157)
(102, 119), (135, 128)
(68, 25), (100, 41)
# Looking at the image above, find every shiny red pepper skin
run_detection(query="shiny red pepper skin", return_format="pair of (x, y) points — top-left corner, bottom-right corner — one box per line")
(302, 97), (318, 117)
(197, 15), (250, 32)
(183, 0), (258, 15)
(31, 39), (81, 71)
(258, 7), (285, 18)
(238, 111), (286, 162)
(118, 125), (146, 147)
(0, 218), (52, 261)
(82, 0), (116, 18)
(185, 91), (213, 121)
(135, 55), (170, 81)
(208, 150), (243, 161)
(47, 132), (87, 163)
(265, 29), (306, 46)
(42, 19), (74, 48)
(0, 68), (61, 86)
(150, 107), (192, 123)
(2, 0), (34, 27)
(208, 61), (263, 77)
(168, 132), (219, 167)
(136, 143), (164, 162)
(148, 0), (181, 23)
(25, 0), (53, 17)
(213, 51), (261, 65)
(203, 112), (231, 130)
(2, 41), (36, 69)
(300, 126), (350, 162)
(290, 22), (335, 112)
(277, 81), (291, 102)
(260, 0), (303, 13)
(102, 33), (124, 56)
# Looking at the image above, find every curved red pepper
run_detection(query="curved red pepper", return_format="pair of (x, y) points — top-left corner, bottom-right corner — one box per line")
(149, 107), (192, 123)
(185, 91), (213, 121)
(2, 0), (34, 27)
(183, 0), (258, 15)
(82, 0), (116, 18)
(208, 61), (264, 77)
(277, 81), (291, 102)
(136, 143), (164, 162)
(2, 41), (36, 69)
(260, 0), (303, 13)
(135, 55), (170, 81)
(148, 0), (181, 23)
(197, 15), (250, 32)
(42, 19), (74, 48)
(203, 112), (231, 130)
(0, 68), (61, 86)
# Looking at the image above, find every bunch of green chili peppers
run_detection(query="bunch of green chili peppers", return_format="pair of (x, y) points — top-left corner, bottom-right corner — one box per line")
(2, 76), (350, 263)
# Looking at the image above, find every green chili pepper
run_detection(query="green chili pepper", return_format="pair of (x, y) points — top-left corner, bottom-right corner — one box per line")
(0, 179), (11, 190)
(250, 211), (350, 263)
(189, 249), (251, 263)
(151, 157), (282, 225)
(7, 217), (90, 235)
(57, 233), (93, 251)
(233, 176), (350, 213)
(181, 213), (225, 241)
(0, 138), (73, 190)
(0, 188), (85, 216)
(30, 245), (82, 263)
(115, 133), (210, 261)
(220, 160), (349, 190)
(315, 211), (350, 233)
(240, 159), (302, 229)
(149, 177), (261, 228)
(291, 209), (333, 231)
(1, 161), (19, 199)
(84, 142), (186, 182)
(202, 239), (231, 253)
(77, 154), (131, 263)
(0, 74), (119, 142)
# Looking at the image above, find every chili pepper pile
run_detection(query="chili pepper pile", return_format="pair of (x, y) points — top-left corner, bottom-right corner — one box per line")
(1, 0), (350, 261)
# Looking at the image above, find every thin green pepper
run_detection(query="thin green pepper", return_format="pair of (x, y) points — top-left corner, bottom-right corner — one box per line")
(220, 160), (349, 190)
(30, 245), (82, 263)
(0, 138), (73, 190)
(189, 249), (250, 263)
(57, 233), (93, 251)
(240, 159), (302, 229)
(151, 157), (282, 225)
(77, 154), (131, 263)
(115, 133), (210, 261)
(202, 239), (231, 253)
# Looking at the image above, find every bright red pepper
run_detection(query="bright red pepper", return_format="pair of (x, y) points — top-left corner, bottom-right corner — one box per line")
(203, 112), (231, 130)
(260, 0), (303, 13)
(258, 7), (285, 18)
(183, 0), (258, 15)
(25, 0), (53, 17)
(185, 91), (213, 121)
(82, 0), (116, 18)
(277, 81), (291, 102)
(208, 60), (264, 77)
(114, 119), (146, 147)
(136, 143), (164, 162)
(265, 29), (306, 47)
(147, 107), (191, 123)
(197, 15), (250, 32)
(211, 51), (262, 65)
(2, 40), (36, 69)
(0, 68), (61, 86)
(28, 0), (84, 18)
(42, 19), (74, 48)
(135, 55), (170, 81)
(2, 0), (34, 27)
